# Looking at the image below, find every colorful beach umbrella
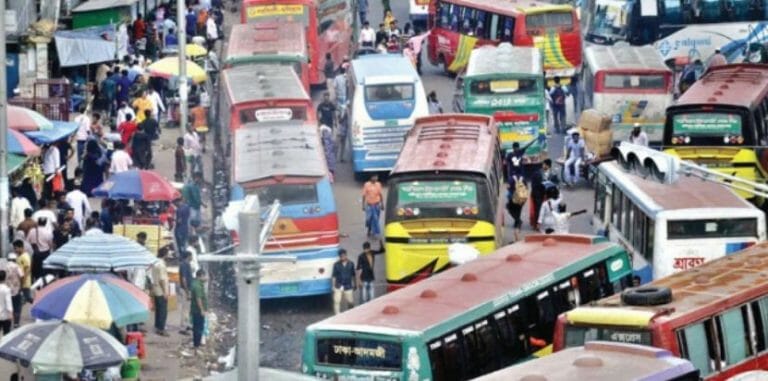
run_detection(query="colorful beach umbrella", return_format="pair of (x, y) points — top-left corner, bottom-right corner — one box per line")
(147, 56), (207, 83)
(8, 129), (41, 156)
(44, 231), (157, 272)
(186, 43), (208, 57)
(8, 105), (54, 131)
(93, 169), (181, 201)
(0, 320), (128, 374)
(31, 273), (150, 329)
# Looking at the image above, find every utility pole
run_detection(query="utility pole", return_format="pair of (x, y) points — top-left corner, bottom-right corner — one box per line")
(177, 0), (188, 136)
(0, 0), (10, 258)
(197, 196), (294, 381)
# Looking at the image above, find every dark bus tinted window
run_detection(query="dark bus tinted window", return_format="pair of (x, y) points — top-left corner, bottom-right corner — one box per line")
(239, 106), (308, 124)
(316, 338), (402, 370)
(526, 11), (573, 29)
(251, 183), (318, 206)
(565, 325), (652, 348)
(667, 218), (757, 239)
(386, 177), (493, 223)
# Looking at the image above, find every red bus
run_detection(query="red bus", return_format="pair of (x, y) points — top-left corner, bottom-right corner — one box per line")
(427, 0), (582, 84)
(240, 0), (355, 85)
(553, 241), (768, 380)
(224, 22), (310, 92)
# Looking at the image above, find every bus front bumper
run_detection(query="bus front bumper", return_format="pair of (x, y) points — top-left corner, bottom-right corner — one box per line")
(259, 246), (338, 298)
(352, 149), (398, 174)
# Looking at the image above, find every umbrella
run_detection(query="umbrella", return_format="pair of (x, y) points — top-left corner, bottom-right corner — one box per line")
(0, 320), (128, 374)
(92, 169), (181, 201)
(8, 129), (41, 156)
(186, 43), (207, 57)
(24, 120), (80, 145)
(8, 105), (54, 131)
(44, 231), (157, 272)
(147, 56), (207, 83)
(31, 273), (151, 329)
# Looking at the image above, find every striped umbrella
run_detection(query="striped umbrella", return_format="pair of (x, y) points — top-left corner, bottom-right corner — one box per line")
(0, 320), (128, 374)
(8, 129), (41, 156)
(31, 273), (151, 329)
(43, 231), (157, 272)
(8, 105), (54, 131)
(93, 169), (181, 201)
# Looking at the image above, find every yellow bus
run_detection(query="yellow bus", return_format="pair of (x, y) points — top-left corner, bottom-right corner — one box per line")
(384, 114), (502, 291)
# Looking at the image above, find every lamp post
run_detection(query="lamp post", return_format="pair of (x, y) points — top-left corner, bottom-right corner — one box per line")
(0, 0), (10, 257)
(177, 0), (187, 136)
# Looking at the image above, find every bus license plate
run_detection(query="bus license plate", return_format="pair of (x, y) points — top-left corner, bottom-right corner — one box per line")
(279, 283), (300, 293)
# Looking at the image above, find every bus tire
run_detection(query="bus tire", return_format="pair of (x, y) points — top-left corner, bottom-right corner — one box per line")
(621, 287), (672, 306)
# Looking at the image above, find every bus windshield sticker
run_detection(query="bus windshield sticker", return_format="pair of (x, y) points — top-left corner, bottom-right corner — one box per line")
(254, 108), (293, 122)
(398, 181), (477, 205)
(672, 113), (741, 135)
(490, 80), (520, 93)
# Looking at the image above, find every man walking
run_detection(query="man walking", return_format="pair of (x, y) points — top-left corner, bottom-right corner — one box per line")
(151, 248), (170, 336)
(317, 92), (337, 131)
(174, 198), (191, 252)
(356, 241), (384, 303)
(334, 67), (349, 108)
(131, 125), (152, 169)
(178, 252), (194, 334)
(331, 249), (356, 314)
(361, 175), (384, 237)
(530, 158), (559, 229)
(13, 240), (31, 307)
(184, 126), (203, 177)
(0, 271), (12, 336)
(183, 173), (205, 228)
(190, 269), (208, 353)
(3, 253), (22, 328)
(549, 76), (568, 134)
(74, 107), (90, 161)
(358, 0), (368, 25)
(324, 53), (336, 99)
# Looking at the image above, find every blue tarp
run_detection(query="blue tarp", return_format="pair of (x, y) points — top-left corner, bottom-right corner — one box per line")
(54, 24), (117, 67)
(24, 121), (79, 144)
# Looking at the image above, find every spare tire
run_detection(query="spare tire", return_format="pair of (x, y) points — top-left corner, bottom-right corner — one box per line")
(621, 287), (672, 306)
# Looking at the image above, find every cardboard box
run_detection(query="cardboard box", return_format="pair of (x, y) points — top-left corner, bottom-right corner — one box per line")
(582, 128), (614, 157)
(579, 109), (612, 133)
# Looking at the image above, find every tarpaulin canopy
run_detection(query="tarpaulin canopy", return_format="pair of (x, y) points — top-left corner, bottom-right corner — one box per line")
(24, 121), (79, 144)
(54, 24), (117, 67)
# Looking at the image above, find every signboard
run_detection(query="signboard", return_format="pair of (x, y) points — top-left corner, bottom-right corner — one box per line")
(246, 4), (309, 24)
(672, 113), (742, 135)
(254, 108), (293, 122)
(398, 181), (477, 205)
(5, 10), (17, 34)
(490, 80), (520, 93)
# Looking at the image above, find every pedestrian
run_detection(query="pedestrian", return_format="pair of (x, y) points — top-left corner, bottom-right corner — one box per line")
(133, 13), (146, 43)
(530, 158), (559, 229)
(183, 172), (205, 228)
(185, 7), (197, 39)
(100, 69), (117, 119)
(375, 23), (388, 48)
(174, 197), (191, 253)
(131, 124), (152, 169)
(53, 218), (76, 248)
(65, 185), (90, 230)
(547, 203), (587, 234)
(140, 109), (160, 142)
(337, 102), (349, 163)
(628, 123), (649, 147)
(707, 48), (727, 69)
(388, 20), (401, 37)
(3, 252), (22, 328)
(359, 21), (375, 47)
(503, 139), (537, 184)
(178, 252), (193, 335)
(321, 125), (336, 180)
(10, 188), (31, 231)
(162, 17), (176, 48)
(184, 125), (203, 177)
(331, 249), (356, 314)
(41, 144), (61, 201)
(81, 140), (106, 196)
(205, 13), (218, 51)
(323, 53), (336, 98)
(147, 87), (165, 124)
(175, 137), (187, 182)
(427, 91), (443, 114)
(197, 7), (209, 36)
(538, 187), (562, 233)
(317, 92), (337, 131)
(56, 138), (73, 186)
(190, 269), (208, 352)
(507, 172), (527, 242)
(110, 142), (134, 174)
(32, 200), (57, 234)
(564, 131), (586, 186)
(89, 112), (104, 139)
(146, 25), (159, 61)
(334, 67), (348, 107)
(151, 248), (170, 336)
(570, 75), (580, 119)
(0, 271), (12, 336)
(386, 35), (400, 53)
(118, 113), (138, 150)
(357, 0), (368, 24)
(384, 10), (395, 29)
(14, 240), (32, 307)
(27, 217), (54, 282)
(100, 199), (114, 234)
(165, 27), (179, 49)
(549, 76), (568, 134)
(190, 102), (209, 152)
(132, 90), (153, 124)
(116, 101), (136, 128)
(16, 209), (35, 236)
(116, 70), (132, 105)
(361, 174), (384, 237)
(403, 22), (415, 38)
(356, 241), (384, 303)
(74, 106), (90, 162)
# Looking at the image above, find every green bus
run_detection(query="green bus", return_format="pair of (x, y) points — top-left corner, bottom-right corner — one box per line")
(459, 43), (547, 164)
(302, 234), (633, 380)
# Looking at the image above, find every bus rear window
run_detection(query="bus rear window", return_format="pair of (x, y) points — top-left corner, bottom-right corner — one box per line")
(316, 338), (402, 370)
(251, 183), (318, 206)
(671, 112), (742, 137)
(565, 325), (652, 348)
(603, 74), (666, 90)
(365, 84), (415, 102)
(667, 218), (757, 239)
(526, 11), (574, 29)
(470, 79), (538, 95)
(239, 106), (308, 124)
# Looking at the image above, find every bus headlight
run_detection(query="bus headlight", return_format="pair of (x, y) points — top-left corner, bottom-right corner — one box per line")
(413, 208), (420, 216)
(456, 207), (464, 216)
(397, 208), (405, 216)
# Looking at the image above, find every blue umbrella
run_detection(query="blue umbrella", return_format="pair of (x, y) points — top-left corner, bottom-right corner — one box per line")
(43, 231), (157, 272)
(92, 169), (181, 201)
(24, 120), (79, 144)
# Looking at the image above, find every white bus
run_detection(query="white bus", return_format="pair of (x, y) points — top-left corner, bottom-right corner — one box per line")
(593, 161), (766, 284)
(409, 0), (429, 29)
(349, 54), (428, 179)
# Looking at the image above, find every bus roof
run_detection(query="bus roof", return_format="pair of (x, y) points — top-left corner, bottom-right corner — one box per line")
(476, 341), (696, 380)
(672, 63), (768, 109)
(233, 120), (327, 184)
(222, 64), (309, 105)
(225, 22), (307, 66)
(438, 0), (573, 15)
(310, 234), (625, 335)
(466, 44), (542, 78)
(585, 45), (670, 73)
(351, 54), (420, 84)
(390, 114), (497, 176)
(599, 161), (753, 215)
(565, 241), (768, 326)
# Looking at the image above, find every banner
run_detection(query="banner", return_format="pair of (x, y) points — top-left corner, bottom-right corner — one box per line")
(447, 35), (478, 72)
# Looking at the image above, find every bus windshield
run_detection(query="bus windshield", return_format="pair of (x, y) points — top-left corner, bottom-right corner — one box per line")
(470, 78), (538, 95)
(315, 337), (402, 370)
(669, 111), (746, 145)
(564, 325), (652, 348)
(667, 218), (758, 239)
(251, 183), (318, 206)
(245, 4), (310, 25)
(389, 179), (489, 222)
(365, 84), (415, 102)
(526, 11), (574, 29)
(603, 73), (666, 91)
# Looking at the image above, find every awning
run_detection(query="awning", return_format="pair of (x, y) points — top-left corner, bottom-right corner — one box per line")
(72, 0), (138, 12)
(24, 121), (79, 144)
(54, 25), (117, 67)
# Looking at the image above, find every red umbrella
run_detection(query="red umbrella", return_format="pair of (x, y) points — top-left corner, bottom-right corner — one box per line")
(93, 170), (181, 201)
(8, 105), (54, 131)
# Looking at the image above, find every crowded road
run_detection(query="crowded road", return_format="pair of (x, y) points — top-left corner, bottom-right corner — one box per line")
(256, 0), (594, 371)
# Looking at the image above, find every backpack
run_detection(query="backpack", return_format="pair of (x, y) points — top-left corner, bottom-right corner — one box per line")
(512, 180), (529, 205)
(551, 86), (565, 106)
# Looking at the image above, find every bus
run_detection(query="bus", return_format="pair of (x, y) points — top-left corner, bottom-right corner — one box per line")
(303, 234), (634, 380)
(582, 44), (673, 144)
(553, 241), (768, 380)
(240, 0), (355, 86)
(349, 54), (429, 176)
(594, 161), (766, 284)
(476, 341), (699, 381)
(224, 22), (310, 92)
(461, 43), (547, 162)
(233, 120), (339, 298)
(662, 64), (768, 201)
(580, 0), (768, 46)
(427, 0), (582, 84)
(384, 114), (503, 290)
(410, 0), (430, 30)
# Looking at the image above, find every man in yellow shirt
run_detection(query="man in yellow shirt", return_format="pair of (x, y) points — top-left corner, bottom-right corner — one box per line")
(13, 240), (32, 305)
(132, 90), (153, 124)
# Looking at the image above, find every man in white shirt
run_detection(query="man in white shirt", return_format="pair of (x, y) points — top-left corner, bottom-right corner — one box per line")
(359, 21), (375, 47)
(65, 187), (91, 231)
(9, 189), (31, 230)
(110, 142), (133, 174)
(116, 101), (136, 127)
(147, 88), (166, 122)
(26, 218), (54, 282)
(628, 123), (649, 147)
(0, 270), (13, 335)
(549, 204), (587, 234)
(32, 200), (58, 235)
(41, 144), (61, 201)
(73, 108), (90, 161)
(205, 16), (218, 51)
(184, 126), (203, 178)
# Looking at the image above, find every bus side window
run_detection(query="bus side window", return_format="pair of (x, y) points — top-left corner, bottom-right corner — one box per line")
(676, 322), (718, 377)
(460, 8), (476, 35)
(464, 319), (500, 375)
(717, 307), (753, 367)
(750, 297), (768, 352)
(449, 4), (461, 32)
(526, 290), (556, 346)
(500, 17), (515, 42)
(489, 14), (500, 41)
(428, 341), (448, 381)
(611, 185), (622, 230)
(437, 0), (450, 28)
(428, 334), (462, 381)
(493, 306), (529, 365)
(475, 11), (488, 38)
